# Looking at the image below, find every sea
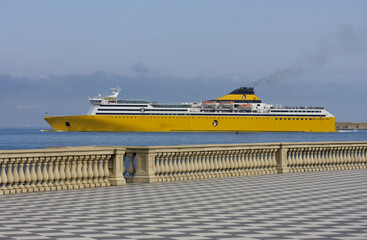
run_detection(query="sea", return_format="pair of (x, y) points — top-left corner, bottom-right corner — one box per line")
(0, 127), (366, 150)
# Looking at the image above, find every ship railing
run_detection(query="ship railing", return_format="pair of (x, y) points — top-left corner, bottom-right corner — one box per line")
(1, 142), (366, 195)
(271, 106), (325, 109)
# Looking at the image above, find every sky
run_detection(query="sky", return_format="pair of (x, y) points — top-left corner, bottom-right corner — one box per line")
(0, 0), (366, 127)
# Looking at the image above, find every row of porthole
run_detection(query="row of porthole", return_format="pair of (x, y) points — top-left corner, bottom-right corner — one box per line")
(276, 118), (328, 120)
(101, 116), (328, 120)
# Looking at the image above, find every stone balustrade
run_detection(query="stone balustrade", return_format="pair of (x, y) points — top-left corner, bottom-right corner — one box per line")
(0, 147), (124, 195)
(1, 142), (366, 195)
(285, 143), (367, 172)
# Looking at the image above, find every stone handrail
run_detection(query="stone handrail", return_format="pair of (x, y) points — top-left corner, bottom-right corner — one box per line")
(1, 142), (366, 195)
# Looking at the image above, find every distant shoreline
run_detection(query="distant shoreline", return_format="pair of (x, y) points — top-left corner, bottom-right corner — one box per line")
(336, 122), (367, 130)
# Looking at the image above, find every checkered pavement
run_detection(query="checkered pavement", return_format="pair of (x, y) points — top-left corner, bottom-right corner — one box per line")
(1, 170), (367, 240)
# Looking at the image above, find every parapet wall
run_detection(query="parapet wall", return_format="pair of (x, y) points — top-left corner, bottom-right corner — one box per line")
(1, 142), (366, 195)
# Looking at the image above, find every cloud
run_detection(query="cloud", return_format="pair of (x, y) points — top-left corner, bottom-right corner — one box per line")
(251, 24), (367, 86)
(130, 62), (157, 76)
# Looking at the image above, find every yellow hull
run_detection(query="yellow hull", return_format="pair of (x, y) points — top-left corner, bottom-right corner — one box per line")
(44, 115), (336, 132)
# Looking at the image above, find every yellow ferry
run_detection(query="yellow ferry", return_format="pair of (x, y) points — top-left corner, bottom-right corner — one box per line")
(44, 86), (336, 132)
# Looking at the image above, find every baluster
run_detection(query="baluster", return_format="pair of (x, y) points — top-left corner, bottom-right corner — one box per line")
(70, 156), (78, 188)
(332, 147), (338, 170)
(314, 147), (320, 171)
(189, 152), (196, 180)
(82, 156), (89, 187)
(353, 147), (360, 169)
(207, 151), (214, 178)
(344, 147), (350, 169)
(162, 152), (169, 181)
(40, 157), (49, 191)
(176, 152), (183, 181)
(122, 154), (127, 180)
(12, 158), (20, 193)
(59, 156), (67, 189)
(0, 158), (8, 194)
(177, 152), (184, 181)
(29, 157), (37, 191)
(228, 150), (234, 176)
(354, 146), (361, 169)
(237, 150), (244, 176)
(216, 151), (223, 177)
(347, 147), (353, 169)
(201, 151), (207, 179)
(54, 157), (62, 190)
(295, 149), (301, 172)
(318, 148), (325, 171)
(326, 147), (339, 171)
(258, 149), (265, 174)
(247, 150), (254, 175)
(362, 147), (367, 168)
(41, 157), (50, 191)
(232, 151), (239, 176)
(216, 151), (224, 177)
(24, 158), (32, 192)
(222, 151), (229, 177)
(293, 148), (301, 172)
(155, 153), (162, 182)
(35, 157), (44, 191)
(158, 152), (166, 181)
(192, 152), (200, 179)
(48, 157), (55, 191)
(359, 146), (366, 169)
(242, 150), (249, 175)
(303, 148), (310, 172)
(271, 149), (278, 174)
(217, 151), (224, 178)
(167, 152), (174, 181)
(335, 147), (343, 170)
(212, 151), (219, 178)
(351, 147), (357, 169)
(210, 151), (215, 178)
(327, 148), (333, 171)
(327, 148), (334, 170)
(257, 149), (263, 174)
(302, 148), (308, 172)
(344, 147), (351, 169)
(182, 152), (190, 180)
(127, 153), (135, 183)
(98, 155), (105, 186)
(104, 155), (111, 186)
(308, 148), (315, 171)
(319, 147), (325, 171)
(76, 156), (83, 188)
(264, 149), (271, 174)
(187, 152), (194, 179)
(208, 152), (215, 178)
(290, 149), (296, 172)
(0, 159), (3, 195)
(6, 158), (15, 193)
(65, 156), (73, 189)
(252, 150), (259, 174)
(195, 152), (202, 179)
(93, 155), (100, 187)
(88, 156), (95, 187)
(18, 158), (26, 193)
(181, 152), (188, 180)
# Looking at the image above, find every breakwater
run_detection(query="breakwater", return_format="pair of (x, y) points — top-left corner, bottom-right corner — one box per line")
(1, 141), (366, 195)
(336, 122), (367, 130)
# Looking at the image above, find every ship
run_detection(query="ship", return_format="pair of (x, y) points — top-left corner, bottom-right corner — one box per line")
(44, 86), (336, 132)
